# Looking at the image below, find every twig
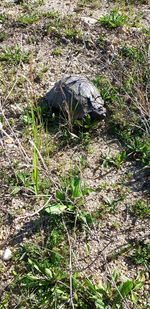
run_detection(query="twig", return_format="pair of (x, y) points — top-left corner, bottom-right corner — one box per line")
(0, 99), (30, 161)
(62, 218), (75, 309)
(0, 126), (14, 142)
(16, 195), (52, 220)
(29, 139), (48, 171)
(106, 262), (131, 309)
(77, 239), (113, 273)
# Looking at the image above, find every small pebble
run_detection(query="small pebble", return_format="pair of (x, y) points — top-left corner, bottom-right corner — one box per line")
(144, 284), (149, 291)
(2, 248), (12, 261)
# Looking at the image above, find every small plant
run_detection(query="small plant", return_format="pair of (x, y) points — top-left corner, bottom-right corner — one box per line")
(43, 11), (60, 19)
(0, 32), (9, 42)
(4, 248), (143, 309)
(64, 28), (82, 40)
(129, 241), (150, 270)
(93, 72), (150, 168)
(129, 200), (150, 219)
(75, 114), (98, 130)
(78, 0), (98, 8)
(0, 46), (30, 64)
(52, 47), (62, 56)
(120, 45), (145, 62)
(98, 9), (127, 29)
(17, 14), (39, 26)
(11, 170), (34, 195)
(20, 108), (33, 126)
(0, 14), (6, 24)
(45, 14), (82, 43)
(45, 172), (91, 227)
(102, 151), (127, 168)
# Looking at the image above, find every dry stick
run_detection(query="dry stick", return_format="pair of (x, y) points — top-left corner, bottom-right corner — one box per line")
(16, 195), (52, 220)
(76, 239), (113, 273)
(62, 218), (75, 309)
(148, 44), (150, 67)
(29, 139), (48, 171)
(0, 62), (31, 161)
(29, 139), (60, 189)
(0, 126), (14, 142)
(0, 138), (21, 185)
(106, 262), (131, 309)
(108, 58), (150, 134)
(0, 99), (30, 162)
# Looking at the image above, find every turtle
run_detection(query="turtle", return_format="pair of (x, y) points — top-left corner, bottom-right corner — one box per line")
(45, 75), (106, 120)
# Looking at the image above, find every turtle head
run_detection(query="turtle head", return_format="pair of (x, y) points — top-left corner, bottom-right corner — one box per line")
(90, 107), (106, 119)
(87, 95), (106, 119)
(90, 97), (106, 119)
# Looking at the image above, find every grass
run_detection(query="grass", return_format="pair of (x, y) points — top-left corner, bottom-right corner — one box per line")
(64, 28), (82, 40)
(0, 32), (9, 42)
(0, 46), (31, 64)
(1, 241), (144, 308)
(129, 241), (150, 270)
(93, 41), (150, 167)
(52, 47), (62, 56)
(98, 9), (128, 29)
(120, 45), (145, 62)
(129, 200), (150, 219)
(77, 0), (99, 8)
(0, 1), (149, 308)
(44, 13), (83, 42)
(0, 13), (6, 24)
(101, 150), (127, 168)
(17, 14), (39, 26)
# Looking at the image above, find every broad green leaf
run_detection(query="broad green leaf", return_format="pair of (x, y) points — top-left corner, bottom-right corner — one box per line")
(45, 203), (66, 214)
(114, 280), (133, 304)
(133, 282), (143, 290)
(17, 171), (26, 184)
(119, 280), (133, 296)
(28, 258), (40, 272)
(45, 268), (53, 278)
(11, 186), (21, 195)
(131, 291), (138, 304)
(56, 190), (64, 201)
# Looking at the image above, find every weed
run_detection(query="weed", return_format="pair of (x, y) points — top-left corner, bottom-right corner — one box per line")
(52, 47), (62, 56)
(43, 11), (60, 18)
(120, 45), (145, 62)
(64, 28), (82, 40)
(20, 108), (33, 126)
(75, 114), (98, 130)
(129, 200), (150, 218)
(98, 9), (127, 29)
(44, 13), (82, 43)
(102, 151), (127, 168)
(77, 0), (99, 8)
(0, 46), (30, 64)
(129, 241), (150, 270)
(79, 131), (91, 148)
(126, 0), (148, 3)
(0, 14), (6, 24)
(10, 170), (34, 195)
(93, 68), (150, 167)
(94, 195), (125, 218)
(17, 14), (39, 26)
(3, 247), (143, 309)
(45, 172), (91, 228)
(0, 32), (9, 42)
(10, 166), (51, 196)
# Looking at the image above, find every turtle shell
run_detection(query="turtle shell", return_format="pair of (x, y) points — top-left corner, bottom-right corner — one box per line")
(46, 75), (106, 119)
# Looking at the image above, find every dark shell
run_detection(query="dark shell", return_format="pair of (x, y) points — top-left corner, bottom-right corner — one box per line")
(45, 75), (106, 119)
